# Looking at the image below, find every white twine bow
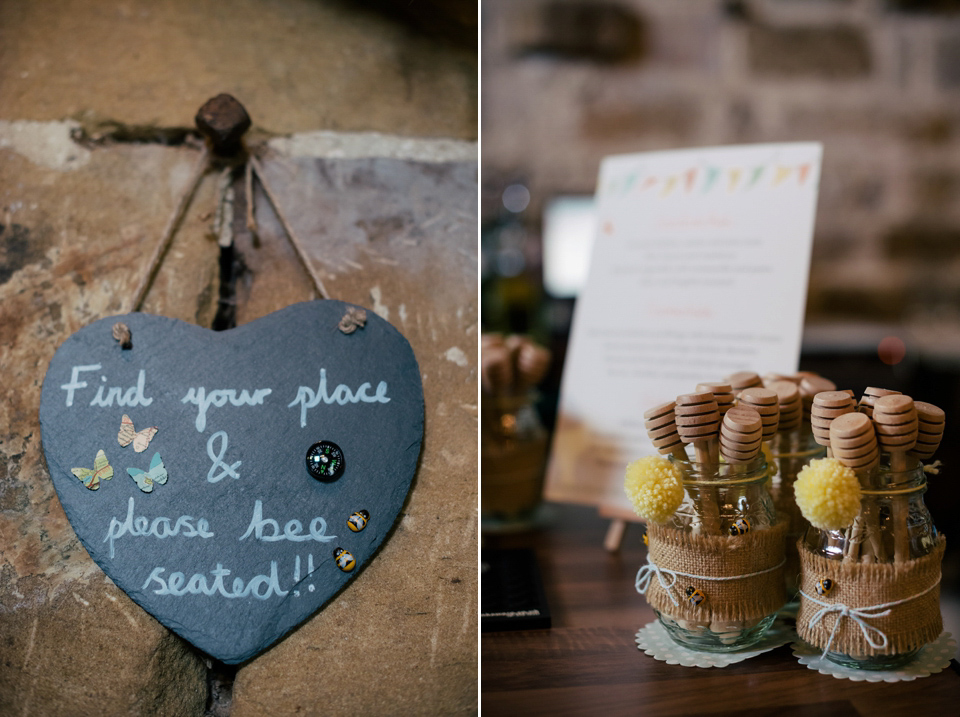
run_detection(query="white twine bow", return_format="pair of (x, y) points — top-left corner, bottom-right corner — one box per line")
(800, 576), (941, 660)
(635, 556), (786, 608)
(803, 598), (890, 657)
(635, 558), (680, 607)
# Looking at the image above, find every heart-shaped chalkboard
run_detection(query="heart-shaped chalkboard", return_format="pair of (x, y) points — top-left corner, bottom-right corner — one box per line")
(39, 301), (423, 663)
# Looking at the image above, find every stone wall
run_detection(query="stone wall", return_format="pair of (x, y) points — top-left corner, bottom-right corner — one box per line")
(482, 0), (960, 331)
(0, 127), (477, 715)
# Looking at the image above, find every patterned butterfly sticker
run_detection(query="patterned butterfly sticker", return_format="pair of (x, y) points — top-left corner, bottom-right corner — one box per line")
(127, 452), (168, 493)
(71, 449), (114, 491)
(117, 414), (158, 453)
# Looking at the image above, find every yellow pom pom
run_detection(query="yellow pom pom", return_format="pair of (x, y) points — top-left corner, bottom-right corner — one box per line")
(794, 457), (862, 530)
(624, 455), (685, 523)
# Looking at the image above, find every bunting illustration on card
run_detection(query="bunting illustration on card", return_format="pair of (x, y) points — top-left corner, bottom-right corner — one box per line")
(601, 155), (816, 199)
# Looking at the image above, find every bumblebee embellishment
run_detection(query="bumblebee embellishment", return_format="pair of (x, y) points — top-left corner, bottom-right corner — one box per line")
(685, 586), (705, 606)
(334, 547), (356, 572)
(816, 578), (834, 596)
(729, 518), (751, 536)
(347, 510), (369, 532)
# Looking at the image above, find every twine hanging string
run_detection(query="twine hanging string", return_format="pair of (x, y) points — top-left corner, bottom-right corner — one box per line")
(636, 555), (787, 608)
(248, 154), (328, 300)
(798, 577), (942, 659)
(129, 93), (341, 314)
(128, 143), (331, 313)
(129, 146), (210, 313)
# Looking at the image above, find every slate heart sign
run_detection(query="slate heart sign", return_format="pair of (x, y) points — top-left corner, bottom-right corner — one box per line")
(39, 300), (423, 664)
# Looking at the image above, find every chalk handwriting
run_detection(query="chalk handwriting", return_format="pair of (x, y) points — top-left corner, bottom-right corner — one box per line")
(181, 386), (272, 432)
(61, 365), (154, 408)
(141, 561), (288, 600)
(104, 497), (214, 558)
(288, 368), (390, 427)
(238, 500), (336, 543)
(206, 431), (242, 482)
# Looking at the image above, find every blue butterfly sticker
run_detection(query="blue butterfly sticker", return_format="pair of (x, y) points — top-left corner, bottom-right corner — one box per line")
(127, 452), (168, 493)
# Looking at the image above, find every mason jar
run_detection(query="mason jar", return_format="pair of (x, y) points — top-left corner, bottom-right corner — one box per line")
(648, 455), (786, 652)
(768, 430), (827, 599)
(800, 457), (941, 670)
(480, 392), (548, 529)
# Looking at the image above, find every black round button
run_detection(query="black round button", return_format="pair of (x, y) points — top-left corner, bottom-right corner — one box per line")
(306, 441), (345, 482)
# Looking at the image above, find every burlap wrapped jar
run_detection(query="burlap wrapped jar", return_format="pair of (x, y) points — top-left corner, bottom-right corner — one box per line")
(637, 456), (787, 652)
(797, 458), (943, 670)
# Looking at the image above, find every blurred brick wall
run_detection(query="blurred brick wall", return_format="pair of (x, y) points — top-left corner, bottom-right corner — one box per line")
(482, 0), (960, 330)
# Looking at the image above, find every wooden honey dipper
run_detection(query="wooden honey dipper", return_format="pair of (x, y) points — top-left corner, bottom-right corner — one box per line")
(912, 401), (946, 461)
(872, 395), (919, 471)
(799, 376), (836, 424)
(810, 390), (856, 456)
(643, 401), (688, 460)
(696, 382), (735, 418)
(858, 387), (900, 418)
(719, 406), (763, 464)
(872, 394), (919, 564)
(830, 412), (881, 562)
(762, 371), (796, 385)
(726, 371), (762, 397)
(481, 344), (513, 395)
(829, 412), (881, 472)
(675, 392), (721, 465)
(675, 392), (722, 534)
(737, 387), (780, 444)
(769, 380), (802, 434)
(516, 340), (551, 391)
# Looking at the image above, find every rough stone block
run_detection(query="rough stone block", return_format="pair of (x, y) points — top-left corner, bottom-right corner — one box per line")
(937, 32), (960, 87)
(913, 170), (960, 211)
(748, 23), (872, 78)
(508, 1), (646, 63)
(230, 140), (478, 715)
(1, 129), (478, 714)
(580, 99), (699, 141)
(0, 137), (217, 716)
(884, 221), (960, 261)
(806, 282), (910, 322)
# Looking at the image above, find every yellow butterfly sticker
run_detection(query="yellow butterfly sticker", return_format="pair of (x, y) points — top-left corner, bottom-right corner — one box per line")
(71, 449), (114, 491)
(117, 414), (158, 453)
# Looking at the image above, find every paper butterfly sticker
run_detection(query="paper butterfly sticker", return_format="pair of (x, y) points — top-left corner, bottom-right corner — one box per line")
(117, 414), (158, 453)
(127, 452), (168, 493)
(71, 449), (114, 491)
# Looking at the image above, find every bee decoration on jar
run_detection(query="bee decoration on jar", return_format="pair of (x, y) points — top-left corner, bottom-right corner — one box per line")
(334, 547), (356, 572)
(816, 578), (834, 596)
(685, 586), (706, 606)
(729, 518), (751, 536)
(642, 532), (649, 547)
(347, 510), (369, 532)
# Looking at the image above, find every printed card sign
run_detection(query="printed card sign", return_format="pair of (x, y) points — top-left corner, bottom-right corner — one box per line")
(546, 143), (823, 512)
(39, 300), (423, 663)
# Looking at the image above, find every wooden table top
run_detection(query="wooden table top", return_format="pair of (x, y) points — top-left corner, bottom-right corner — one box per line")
(481, 503), (960, 716)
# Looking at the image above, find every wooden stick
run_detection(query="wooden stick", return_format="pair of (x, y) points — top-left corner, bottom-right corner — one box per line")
(829, 413), (881, 563)
(130, 145), (210, 312)
(244, 159), (257, 233)
(249, 154), (329, 300)
(873, 395), (918, 564)
(675, 393), (721, 535)
(604, 519), (628, 553)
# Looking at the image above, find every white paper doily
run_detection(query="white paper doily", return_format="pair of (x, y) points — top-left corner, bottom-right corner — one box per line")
(792, 632), (956, 682)
(635, 619), (793, 668)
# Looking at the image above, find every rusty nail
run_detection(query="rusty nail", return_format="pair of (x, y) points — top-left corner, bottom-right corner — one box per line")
(195, 94), (251, 157)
